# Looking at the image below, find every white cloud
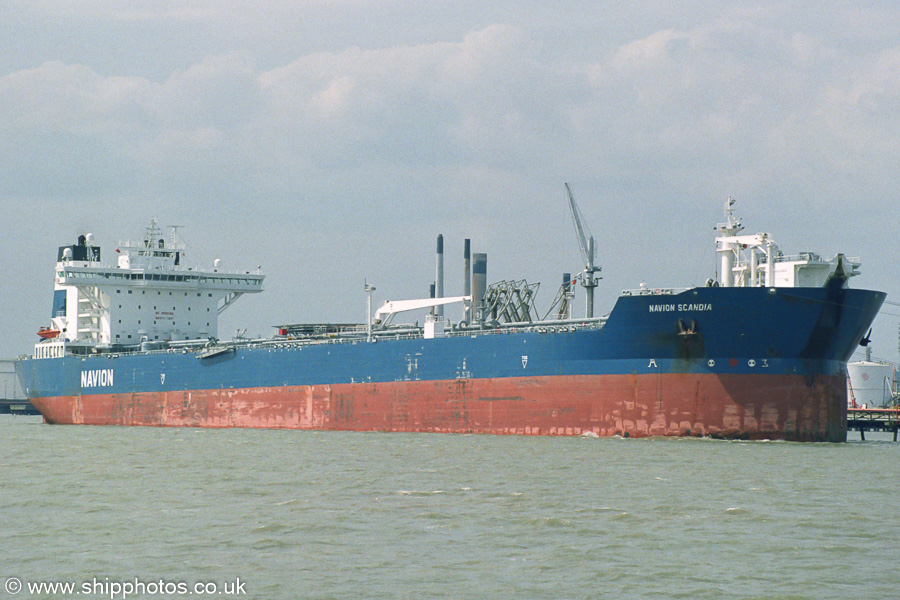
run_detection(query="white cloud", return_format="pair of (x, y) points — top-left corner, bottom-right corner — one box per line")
(250, 24), (552, 176)
(151, 52), (261, 130)
(844, 47), (900, 110)
(612, 29), (689, 71)
(2, 17), (897, 206)
(0, 61), (154, 135)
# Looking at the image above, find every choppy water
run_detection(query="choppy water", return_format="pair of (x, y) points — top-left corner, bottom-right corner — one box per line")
(1, 415), (897, 600)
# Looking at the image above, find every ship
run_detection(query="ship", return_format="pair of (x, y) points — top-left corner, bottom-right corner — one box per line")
(16, 200), (886, 441)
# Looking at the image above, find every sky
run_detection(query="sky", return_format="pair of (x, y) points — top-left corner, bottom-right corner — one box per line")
(1, 0), (898, 364)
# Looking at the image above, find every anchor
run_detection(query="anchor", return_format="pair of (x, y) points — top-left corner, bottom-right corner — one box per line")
(677, 318), (697, 337)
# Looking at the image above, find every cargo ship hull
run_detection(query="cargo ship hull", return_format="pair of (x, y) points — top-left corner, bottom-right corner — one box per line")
(18, 286), (885, 441)
(29, 372), (847, 441)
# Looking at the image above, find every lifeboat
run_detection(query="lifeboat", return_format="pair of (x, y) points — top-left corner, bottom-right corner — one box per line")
(37, 327), (61, 339)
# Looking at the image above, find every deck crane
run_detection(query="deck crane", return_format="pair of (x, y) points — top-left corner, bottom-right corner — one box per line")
(564, 183), (601, 318)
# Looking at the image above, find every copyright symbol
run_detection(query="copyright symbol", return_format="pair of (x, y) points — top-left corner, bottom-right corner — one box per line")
(5, 577), (22, 594)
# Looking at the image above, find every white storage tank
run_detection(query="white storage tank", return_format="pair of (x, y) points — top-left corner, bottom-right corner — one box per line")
(847, 361), (897, 408)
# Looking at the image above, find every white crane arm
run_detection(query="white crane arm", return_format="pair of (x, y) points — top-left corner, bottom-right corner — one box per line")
(374, 295), (471, 320)
(565, 182), (591, 267)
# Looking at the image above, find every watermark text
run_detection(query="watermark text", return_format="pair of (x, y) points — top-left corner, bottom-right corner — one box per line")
(4, 576), (246, 599)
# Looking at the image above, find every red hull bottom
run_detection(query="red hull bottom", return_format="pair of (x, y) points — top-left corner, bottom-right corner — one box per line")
(31, 374), (848, 442)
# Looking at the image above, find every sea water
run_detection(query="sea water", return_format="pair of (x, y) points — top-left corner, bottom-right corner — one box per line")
(1, 415), (897, 600)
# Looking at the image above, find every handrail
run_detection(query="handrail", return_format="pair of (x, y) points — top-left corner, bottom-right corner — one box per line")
(55, 319), (607, 360)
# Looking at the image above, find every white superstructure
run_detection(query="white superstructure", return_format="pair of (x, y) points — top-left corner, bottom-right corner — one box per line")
(36, 219), (263, 357)
(714, 197), (860, 288)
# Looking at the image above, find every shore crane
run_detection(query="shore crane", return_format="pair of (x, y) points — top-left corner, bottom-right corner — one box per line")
(564, 183), (602, 318)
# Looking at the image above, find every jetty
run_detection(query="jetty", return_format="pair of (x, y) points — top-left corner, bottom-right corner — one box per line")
(0, 359), (38, 415)
(0, 397), (40, 415)
(847, 407), (900, 441)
